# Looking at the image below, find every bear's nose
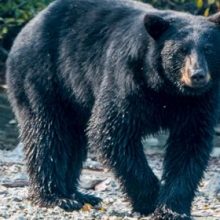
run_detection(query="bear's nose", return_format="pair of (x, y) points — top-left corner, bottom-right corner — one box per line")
(190, 69), (208, 87)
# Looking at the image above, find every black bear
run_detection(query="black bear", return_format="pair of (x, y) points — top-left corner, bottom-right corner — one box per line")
(6, 0), (220, 219)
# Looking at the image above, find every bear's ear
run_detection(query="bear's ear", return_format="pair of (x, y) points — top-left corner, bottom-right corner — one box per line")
(208, 12), (220, 25)
(144, 14), (170, 40)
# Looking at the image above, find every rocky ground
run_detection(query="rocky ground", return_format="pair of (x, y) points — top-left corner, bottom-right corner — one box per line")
(0, 142), (220, 220)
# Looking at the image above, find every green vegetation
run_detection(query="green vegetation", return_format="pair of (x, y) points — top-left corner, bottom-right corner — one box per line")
(0, 0), (53, 39)
(0, 0), (53, 83)
(142, 0), (220, 15)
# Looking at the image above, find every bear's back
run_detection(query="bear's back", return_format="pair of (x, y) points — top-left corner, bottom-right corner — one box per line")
(6, 0), (155, 102)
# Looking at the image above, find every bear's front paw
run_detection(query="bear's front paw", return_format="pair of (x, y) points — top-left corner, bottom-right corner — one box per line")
(75, 191), (102, 206)
(151, 207), (191, 220)
(30, 192), (102, 211)
(31, 195), (84, 211)
(56, 197), (83, 211)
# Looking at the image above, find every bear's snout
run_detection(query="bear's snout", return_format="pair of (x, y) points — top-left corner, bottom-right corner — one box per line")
(190, 69), (210, 88)
(181, 54), (210, 88)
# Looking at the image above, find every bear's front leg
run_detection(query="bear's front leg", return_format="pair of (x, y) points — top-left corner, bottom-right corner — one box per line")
(152, 113), (214, 220)
(88, 93), (160, 215)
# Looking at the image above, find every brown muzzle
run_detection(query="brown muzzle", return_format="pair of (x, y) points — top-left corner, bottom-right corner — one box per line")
(181, 52), (210, 88)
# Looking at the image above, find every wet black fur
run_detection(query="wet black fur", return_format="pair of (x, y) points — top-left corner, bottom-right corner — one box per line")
(6, 0), (220, 219)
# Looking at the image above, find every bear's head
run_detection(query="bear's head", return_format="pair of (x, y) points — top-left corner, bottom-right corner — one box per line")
(144, 11), (220, 96)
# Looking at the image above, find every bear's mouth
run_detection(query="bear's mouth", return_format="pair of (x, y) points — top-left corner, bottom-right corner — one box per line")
(180, 73), (211, 95)
(181, 82), (212, 96)
(181, 72), (211, 89)
(180, 65), (211, 87)
(180, 69), (212, 95)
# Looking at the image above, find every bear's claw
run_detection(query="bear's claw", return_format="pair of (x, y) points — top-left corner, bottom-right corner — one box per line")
(57, 198), (83, 211)
(151, 207), (192, 220)
(31, 191), (102, 211)
(74, 191), (102, 206)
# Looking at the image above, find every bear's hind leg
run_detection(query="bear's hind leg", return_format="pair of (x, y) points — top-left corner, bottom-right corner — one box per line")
(19, 94), (100, 211)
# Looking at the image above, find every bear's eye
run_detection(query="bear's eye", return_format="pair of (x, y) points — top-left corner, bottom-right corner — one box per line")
(204, 44), (213, 54)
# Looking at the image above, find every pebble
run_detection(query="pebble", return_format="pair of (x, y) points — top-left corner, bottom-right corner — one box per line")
(0, 190), (8, 195)
(10, 214), (26, 220)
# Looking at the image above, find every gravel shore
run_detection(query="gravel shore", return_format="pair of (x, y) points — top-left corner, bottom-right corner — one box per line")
(0, 144), (220, 220)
